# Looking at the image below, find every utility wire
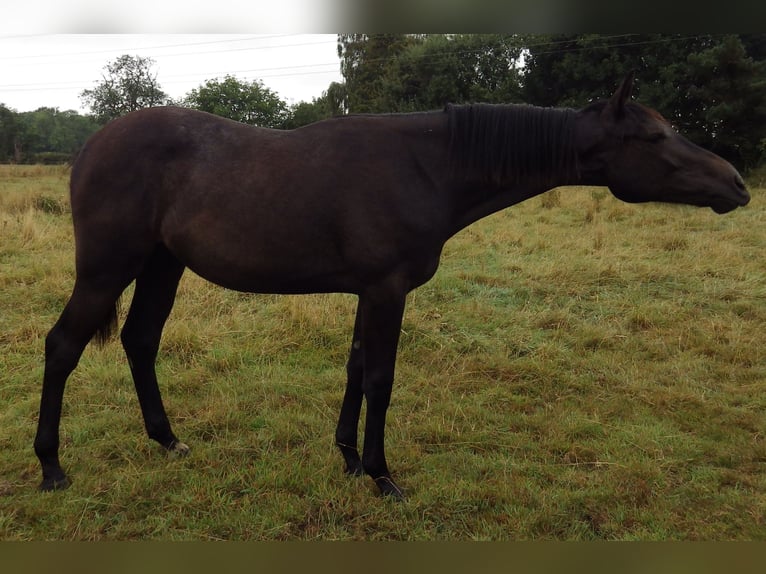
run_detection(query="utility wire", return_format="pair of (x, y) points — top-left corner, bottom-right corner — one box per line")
(0, 34), (309, 61)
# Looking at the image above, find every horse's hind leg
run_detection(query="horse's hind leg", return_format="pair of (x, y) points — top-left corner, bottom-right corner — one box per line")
(34, 276), (130, 491)
(119, 245), (186, 456)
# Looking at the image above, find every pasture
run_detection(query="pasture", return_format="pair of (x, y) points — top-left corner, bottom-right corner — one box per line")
(0, 164), (764, 540)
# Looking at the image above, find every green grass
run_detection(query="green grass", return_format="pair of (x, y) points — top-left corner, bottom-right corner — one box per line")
(1, 164), (764, 540)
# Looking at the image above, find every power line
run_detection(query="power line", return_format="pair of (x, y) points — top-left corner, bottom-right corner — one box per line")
(0, 34), (308, 61)
(336, 34), (713, 70)
(0, 60), (341, 92)
(525, 33), (717, 57)
(0, 35), (342, 107)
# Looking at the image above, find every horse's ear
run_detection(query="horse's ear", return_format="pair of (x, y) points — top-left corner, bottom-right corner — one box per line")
(604, 71), (636, 120)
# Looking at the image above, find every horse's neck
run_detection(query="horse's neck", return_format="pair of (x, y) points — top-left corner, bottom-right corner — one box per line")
(425, 104), (579, 233)
(446, 179), (564, 235)
(386, 110), (582, 236)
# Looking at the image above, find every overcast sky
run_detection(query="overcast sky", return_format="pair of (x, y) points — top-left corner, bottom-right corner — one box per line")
(0, 34), (344, 114)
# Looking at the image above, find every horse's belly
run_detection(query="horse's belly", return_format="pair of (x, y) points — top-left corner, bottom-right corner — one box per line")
(166, 229), (362, 295)
(195, 262), (360, 295)
(162, 202), (413, 296)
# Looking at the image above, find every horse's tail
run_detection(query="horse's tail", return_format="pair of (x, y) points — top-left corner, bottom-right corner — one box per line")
(93, 295), (121, 347)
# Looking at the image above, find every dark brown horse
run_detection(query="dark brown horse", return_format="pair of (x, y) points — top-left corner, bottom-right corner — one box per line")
(34, 73), (749, 498)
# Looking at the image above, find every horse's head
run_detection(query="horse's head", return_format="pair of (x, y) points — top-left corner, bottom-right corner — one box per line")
(575, 72), (750, 214)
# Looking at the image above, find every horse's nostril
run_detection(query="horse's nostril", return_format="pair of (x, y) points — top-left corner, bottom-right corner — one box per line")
(734, 173), (746, 191)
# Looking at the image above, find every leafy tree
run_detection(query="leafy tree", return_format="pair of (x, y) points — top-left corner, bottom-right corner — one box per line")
(522, 34), (766, 170)
(0, 106), (99, 164)
(23, 108), (100, 162)
(80, 55), (169, 124)
(324, 81), (349, 116)
(282, 82), (348, 129)
(338, 34), (526, 113)
(382, 34), (525, 111)
(686, 35), (766, 169)
(184, 75), (288, 128)
(283, 100), (324, 128)
(521, 34), (719, 108)
(338, 34), (420, 112)
(0, 104), (22, 162)
(19, 107), (60, 154)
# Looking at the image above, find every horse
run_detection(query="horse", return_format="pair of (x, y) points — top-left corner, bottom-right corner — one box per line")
(34, 72), (749, 498)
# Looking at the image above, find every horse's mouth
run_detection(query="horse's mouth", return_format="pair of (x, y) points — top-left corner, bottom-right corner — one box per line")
(709, 179), (750, 213)
(711, 195), (749, 214)
(712, 202), (740, 214)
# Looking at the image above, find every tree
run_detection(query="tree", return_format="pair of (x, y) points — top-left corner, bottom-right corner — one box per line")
(338, 34), (766, 169)
(15, 108), (99, 163)
(324, 81), (349, 116)
(338, 34), (419, 112)
(524, 34), (700, 107)
(0, 105), (99, 164)
(183, 75), (288, 128)
(0, 104), (22, 162)
(686, 35), (766, 169)
(80, 55), (169, 124)
(382, 34), (525, 111)
(282, 82), (348, 129)
(521, 34), (766, 170)
(338, 34), (526, 113)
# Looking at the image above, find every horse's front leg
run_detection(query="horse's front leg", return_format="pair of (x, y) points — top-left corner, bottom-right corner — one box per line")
(335, 305), (364, 476)
(358, 288), (407, 499)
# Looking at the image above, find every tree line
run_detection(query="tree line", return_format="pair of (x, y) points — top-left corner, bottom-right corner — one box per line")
(339, 34), (766, 171)
(0, 53), (344, 164)
(2, 34), (765, 171)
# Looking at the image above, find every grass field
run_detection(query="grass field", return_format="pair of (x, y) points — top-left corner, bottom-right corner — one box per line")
(0, 164), (764, 540)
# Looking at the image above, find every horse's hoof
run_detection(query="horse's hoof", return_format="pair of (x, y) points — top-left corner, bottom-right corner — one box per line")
(337, 442), (363, 477)
(39, 475), (71, 492)
(374, 476), (405, 500)
(168, 441), (190, 458)
(344, 461), (364, 477)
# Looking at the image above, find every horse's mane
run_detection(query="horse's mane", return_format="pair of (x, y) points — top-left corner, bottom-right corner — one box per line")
(446, 103), (579, 186)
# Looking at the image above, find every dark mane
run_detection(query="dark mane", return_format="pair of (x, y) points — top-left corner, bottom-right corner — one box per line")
(446, 103), (578, 186)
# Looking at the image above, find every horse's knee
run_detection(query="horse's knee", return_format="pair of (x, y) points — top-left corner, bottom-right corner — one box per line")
(346, 345), (364, 378)
(362, 372), (394, 412)
(44, 327), (80, 377)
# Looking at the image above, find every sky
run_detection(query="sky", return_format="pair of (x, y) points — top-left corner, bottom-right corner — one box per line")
(0, 34), (344, 114)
